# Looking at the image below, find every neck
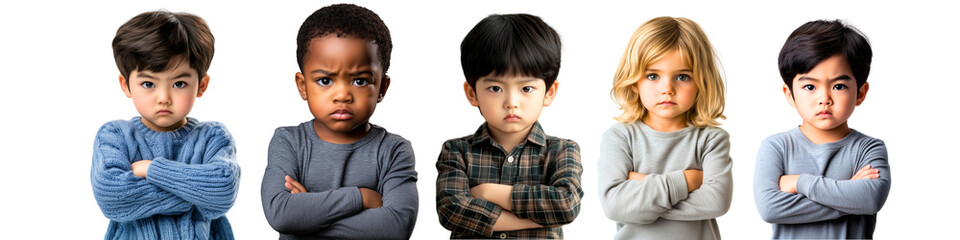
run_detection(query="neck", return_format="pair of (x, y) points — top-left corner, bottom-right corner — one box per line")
(142, 118), (187, 132)
(642, 115), (688, 132)
(488, 124), (532, 153)
(799, 121), (851, 145)
(313, 120), (371, 144)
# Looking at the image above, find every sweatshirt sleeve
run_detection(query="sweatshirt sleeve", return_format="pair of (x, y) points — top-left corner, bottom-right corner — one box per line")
(598, 127), (689, 225)
(90, 122), (192, 222)
(145, 124), (241, 220)
(795, 139), (891, 215)
(312, 139), (419, 240)
(660, 129), (733, 221)
(436, 140), (504, 237)
(510, 139), (583, 227)
(753, 137), (845, 224)
(260, 128), (364, 234)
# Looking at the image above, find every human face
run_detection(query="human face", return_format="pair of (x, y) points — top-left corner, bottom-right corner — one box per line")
(296, 35), (389, 144)
(465, 73), (557, 142)
(120, 58), (207, 132)
(784, 54), (868, 134)
(634, 49), (698, 131)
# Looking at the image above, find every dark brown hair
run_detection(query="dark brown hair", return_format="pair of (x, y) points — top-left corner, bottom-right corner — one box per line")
(113, 10), (214, 84)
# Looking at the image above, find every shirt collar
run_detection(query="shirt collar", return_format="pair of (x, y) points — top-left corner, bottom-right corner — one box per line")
(470, 121), (546, 148)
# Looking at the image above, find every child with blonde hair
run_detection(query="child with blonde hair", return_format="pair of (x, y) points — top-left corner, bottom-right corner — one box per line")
(598, 16), (732, 239)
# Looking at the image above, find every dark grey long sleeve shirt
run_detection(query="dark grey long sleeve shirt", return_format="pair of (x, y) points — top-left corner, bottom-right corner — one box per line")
(753, 128), (890, 239)
(261, 121), (418, 239)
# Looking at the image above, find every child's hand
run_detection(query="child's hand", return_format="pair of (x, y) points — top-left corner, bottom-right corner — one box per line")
(359, 188), (383, 209)
(628, 172), (647, 181)
(850, 165), (880, 180)
(778, 175), (800, 194)
(131, 160), (152, 178)
(683, 169), (703, 192)
(284, 175), (307, 194)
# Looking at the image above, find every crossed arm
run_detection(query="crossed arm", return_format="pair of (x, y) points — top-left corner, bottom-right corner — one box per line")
(753, 140), (891, 224)
(91, 123), (240, 222)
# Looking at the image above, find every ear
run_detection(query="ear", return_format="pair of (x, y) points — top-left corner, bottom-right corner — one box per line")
(196, 75), (210, 97)
(464, 82), (480, 107)
(119, 74), (132, 98)
(296, 72), (308, 100)
(542, 81), (559, 106)
(855, 82), (869, 106)
(783, 84), (796, 108)
(377, 75), (391, 103)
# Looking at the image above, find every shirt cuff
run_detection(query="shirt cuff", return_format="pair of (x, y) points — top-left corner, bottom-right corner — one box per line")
(665, 170), (690, 206)
(796, 173), (817, 197)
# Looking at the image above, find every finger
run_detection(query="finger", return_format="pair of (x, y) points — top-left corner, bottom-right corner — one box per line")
(868, 174), (880, 179)
(285, 182), (293, 190)
(290, 179), (307, 192)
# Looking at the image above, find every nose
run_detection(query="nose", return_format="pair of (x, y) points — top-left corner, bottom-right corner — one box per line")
(818, 89), (833, 106)
(157, 88), (171, 106)
(332, 82), (353, 103)
(504, 91), (520, 110)
(659, 79), (676, 96)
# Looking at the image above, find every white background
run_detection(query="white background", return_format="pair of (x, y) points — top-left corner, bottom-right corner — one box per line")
(1, 0), (957, 239)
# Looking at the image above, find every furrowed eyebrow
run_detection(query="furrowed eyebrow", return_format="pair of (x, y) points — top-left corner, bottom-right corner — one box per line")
(646, 68), (692, 72)
(173, 72), (193, 79)
(830, 75), (852, 82)
(310, 69), (333, 76)
(349, 71), (373, 76)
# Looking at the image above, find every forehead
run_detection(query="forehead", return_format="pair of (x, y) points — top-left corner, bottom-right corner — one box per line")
(797, 55), (853, 80)
(134, 57), (198, 78)
(303, 35), (380, 70)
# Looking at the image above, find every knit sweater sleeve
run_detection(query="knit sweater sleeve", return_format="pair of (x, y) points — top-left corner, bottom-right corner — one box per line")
(795, 139), (891, 215)
(660, 129), (733, 221)
(91, 122), (192, 222)
(753, 137), (845, 224)
(313, 138), (419, 240)
(598, 126), (690, 225)
(144, 123), (241, 220)
(260, 128), (364, 234)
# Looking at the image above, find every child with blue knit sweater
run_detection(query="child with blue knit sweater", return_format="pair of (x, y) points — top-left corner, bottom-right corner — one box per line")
(90, 10), (240, 240)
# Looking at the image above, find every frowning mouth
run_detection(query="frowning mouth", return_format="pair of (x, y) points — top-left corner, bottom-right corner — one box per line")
(331, 109), (353, 120)
(658, 101), (677, 106)
(817, 110), (833, 117)
(157, 109), (172, 115)
(504, 113), (521, 122)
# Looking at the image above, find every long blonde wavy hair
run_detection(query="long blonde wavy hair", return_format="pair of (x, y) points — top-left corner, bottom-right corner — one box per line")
(611, 16), (725, 127)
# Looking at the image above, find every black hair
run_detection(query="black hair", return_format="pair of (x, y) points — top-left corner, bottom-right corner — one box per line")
(296, 4), (392, 74)
(778, 19), (872, 90)
(461, 13), (562, 89)
(113, 10), (214, 84)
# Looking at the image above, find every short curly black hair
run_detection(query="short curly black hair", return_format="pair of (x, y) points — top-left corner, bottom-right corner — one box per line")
(296, 4), (392, 75)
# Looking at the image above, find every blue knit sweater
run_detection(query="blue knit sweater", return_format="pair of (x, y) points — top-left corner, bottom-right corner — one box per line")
(91, 117), (241, 240)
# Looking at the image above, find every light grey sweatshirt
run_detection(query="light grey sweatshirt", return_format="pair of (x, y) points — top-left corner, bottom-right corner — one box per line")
(753, 128), (890, 239)
(261, 121), (418, 239)
(598, 122), (733, 240)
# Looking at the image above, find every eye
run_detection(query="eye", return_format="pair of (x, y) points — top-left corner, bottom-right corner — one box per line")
(646, 74), (659, 81)
(140, 81), (154, 89)
(676, 74), (691, 82)
(521, 86), (535, 93)
(487, 86), (502, 93)
(172, 81), (188, 89)
(833, 84), (847, 90)
(352, 78), (369, 87)
(802, 85), (815, 91)
(316, 77), (332, 86)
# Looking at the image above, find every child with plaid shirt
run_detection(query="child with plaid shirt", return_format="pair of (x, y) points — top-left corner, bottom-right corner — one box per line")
(435, 13), (583, 239)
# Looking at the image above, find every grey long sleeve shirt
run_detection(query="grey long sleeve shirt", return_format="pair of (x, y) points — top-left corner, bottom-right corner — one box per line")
(753, 127), (890, 239)
(598, 122), (733, 240)
(261, 121), (418, 239)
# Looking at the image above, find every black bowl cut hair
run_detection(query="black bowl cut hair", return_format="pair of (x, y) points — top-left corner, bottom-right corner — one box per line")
(461, 13), (562, 89)
(778, 19), (872, 90)
(296, 4), (392, 75)
(113, 10), (214, 84)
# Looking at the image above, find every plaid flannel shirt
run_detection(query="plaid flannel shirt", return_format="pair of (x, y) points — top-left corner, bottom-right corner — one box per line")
(436, 122), (583, 239)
